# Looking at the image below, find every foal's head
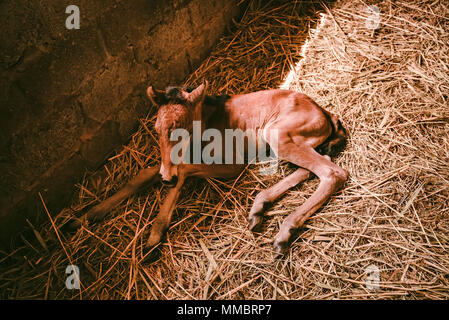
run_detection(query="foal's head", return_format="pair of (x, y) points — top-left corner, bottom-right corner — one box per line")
(146, 81), (207, 185)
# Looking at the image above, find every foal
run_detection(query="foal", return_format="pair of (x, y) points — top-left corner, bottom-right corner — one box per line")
(70, 81), (348, 255)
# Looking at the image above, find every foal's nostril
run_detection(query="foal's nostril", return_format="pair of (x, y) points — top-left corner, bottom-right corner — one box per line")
(162, 175), (178, 186)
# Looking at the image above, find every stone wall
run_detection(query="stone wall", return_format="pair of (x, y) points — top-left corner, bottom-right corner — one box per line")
(0, 0), (242, 249)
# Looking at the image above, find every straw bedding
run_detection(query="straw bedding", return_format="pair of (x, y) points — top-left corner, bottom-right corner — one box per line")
(1, 0), (448, 299)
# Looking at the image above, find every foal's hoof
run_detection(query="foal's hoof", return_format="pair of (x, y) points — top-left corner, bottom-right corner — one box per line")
(146, 232), (163, 248)
(65, 205), (103, 231)
(143, 234), (163, 263)
(272, 240), (289, 258)
(142, 246), (161, 263)
(65, 217), (85, 231)
(273, 232), (290, 258)
(247, 215), (263, 231)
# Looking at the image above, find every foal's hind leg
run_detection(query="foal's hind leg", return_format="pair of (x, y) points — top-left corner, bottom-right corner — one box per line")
(273, 145), (347, 254)
(248, 167), (311, 231)
(69, 165), (161, 228)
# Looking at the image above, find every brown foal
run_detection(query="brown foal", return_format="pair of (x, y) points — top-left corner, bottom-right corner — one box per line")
(70, 81), (348, 255)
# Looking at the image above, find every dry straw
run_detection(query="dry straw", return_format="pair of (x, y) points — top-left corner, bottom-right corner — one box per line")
(1, 0), (448, 299)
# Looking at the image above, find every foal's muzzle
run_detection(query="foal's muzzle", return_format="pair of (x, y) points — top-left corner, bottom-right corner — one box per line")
(161, 175), (178, 187)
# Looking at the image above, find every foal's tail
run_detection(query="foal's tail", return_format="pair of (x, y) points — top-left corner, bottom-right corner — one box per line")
(316, 110), (347, 157)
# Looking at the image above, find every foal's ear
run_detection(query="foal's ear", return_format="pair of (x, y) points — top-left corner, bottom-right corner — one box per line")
(147, 86), (168, 107)
(185, 80), (208, 105)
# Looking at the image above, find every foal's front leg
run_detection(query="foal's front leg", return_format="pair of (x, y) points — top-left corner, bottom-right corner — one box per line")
(70, 165), (161, 228)
(146, 174), (186, 247)
(146, 163), (244, 248)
